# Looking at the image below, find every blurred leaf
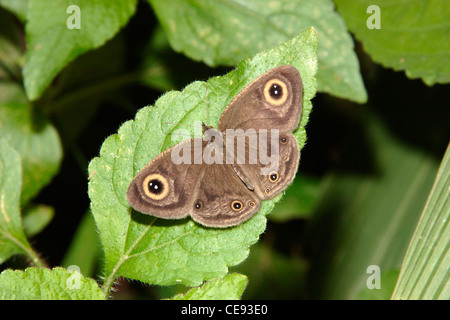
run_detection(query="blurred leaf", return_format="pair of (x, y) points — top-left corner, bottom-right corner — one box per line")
(88, 29), (318, 295)
(48, 32), (130, 147)
(0, 138), (30, 264)
(149, 0), (367, 102)
(269, 174), (321, 222)
(22, 204), (54, 237)
(171, 273), (248, 300)
(392, 143), (450, 300)
(0, 139), (44, 267)
(334, 0), (450, 85)
(0, 267), (104, 299)
(61, 211), (100, 278)
(138, 25), (220, 93)
(233, 241), (308, 299)
(306, 111), (440, 299)
(23, 0), (137, 100)
(0, 9), (23, 80)
(356, 269), (399, 300)
(0, 0), (28, 22)
(0, 83), (62, 204)
(139, 25), (180, 92)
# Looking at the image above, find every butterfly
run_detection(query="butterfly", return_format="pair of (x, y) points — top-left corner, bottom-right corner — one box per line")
(127, 65), (302, 228)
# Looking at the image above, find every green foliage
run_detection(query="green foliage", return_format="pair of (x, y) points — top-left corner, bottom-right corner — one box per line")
(60, 212), (100, 278)
(269, 174), (321, 222)
(0, 83), (62, 204)
(233, 241), (308, 299)
(0, 0), (448, 300)
(0, 267), (104, 299)
(0, 138), (30, 264)
(392, 144), (450, 300)
(334, 0), (450, 85)
(0, 138), (46, 268)
(23, 0), (137, 100)
(306, 111), (440, 299)
(22, 204), (54, 238)
(356, 269), (399, 300)
(149, 0), (366, 102)
(171, 273), (248, 300)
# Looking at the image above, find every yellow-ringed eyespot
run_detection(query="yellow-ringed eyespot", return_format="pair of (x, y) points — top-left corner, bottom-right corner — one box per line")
(142, 174), (169, 200)
(231, 200), (244, 211)
(194, 200), (203, 210)
(264, 187), (271, 195)
(248, 201), (256, 207)
(268, 171), (279, 183)
(263, 79), (288, 106)
(280, 136), (288, 144)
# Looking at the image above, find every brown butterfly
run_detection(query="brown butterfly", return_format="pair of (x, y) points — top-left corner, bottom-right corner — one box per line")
(127, 65), (302, 227)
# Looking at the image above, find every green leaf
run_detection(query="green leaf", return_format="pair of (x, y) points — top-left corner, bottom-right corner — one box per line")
(269, 174), (321, 222)
(149, 0), (366, 102)
(334, 0), (450, 85)
(0, 138), (30, 264)
(0, 83), (62, 204)
(0, 8), (24, 80)
(138, 25), (181, 92)
(0, 267), (104, 300)
(22, 204), (54, 238)
(0, 0), (29, 22)
(306, 111), (440, 299)
(138, 25), (217, 93)
(232, 242), (308, 299)
(392, 143), (450, 300)
(356, 269), (399, 300)
(23, 0), (138, 100)
(171, 273), (248, 300)
(88, 28), (318, 296)
(61, 211), (101, 278)
(0, 139), (44, 267)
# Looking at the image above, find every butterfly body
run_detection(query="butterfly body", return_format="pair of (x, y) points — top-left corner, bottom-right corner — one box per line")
(127, 65), (303, 228)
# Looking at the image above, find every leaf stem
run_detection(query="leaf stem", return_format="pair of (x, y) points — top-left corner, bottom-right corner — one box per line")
(25, 245), (48, 269)
(101, 255), (127, 298)
(100, 216), (159, 298)
(4, 231), (48, 268)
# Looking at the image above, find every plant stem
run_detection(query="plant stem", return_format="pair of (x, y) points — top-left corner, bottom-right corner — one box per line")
(6, 233), (48, 268)
(101, 255), (128, 298)
(25, 246), (48, 269)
